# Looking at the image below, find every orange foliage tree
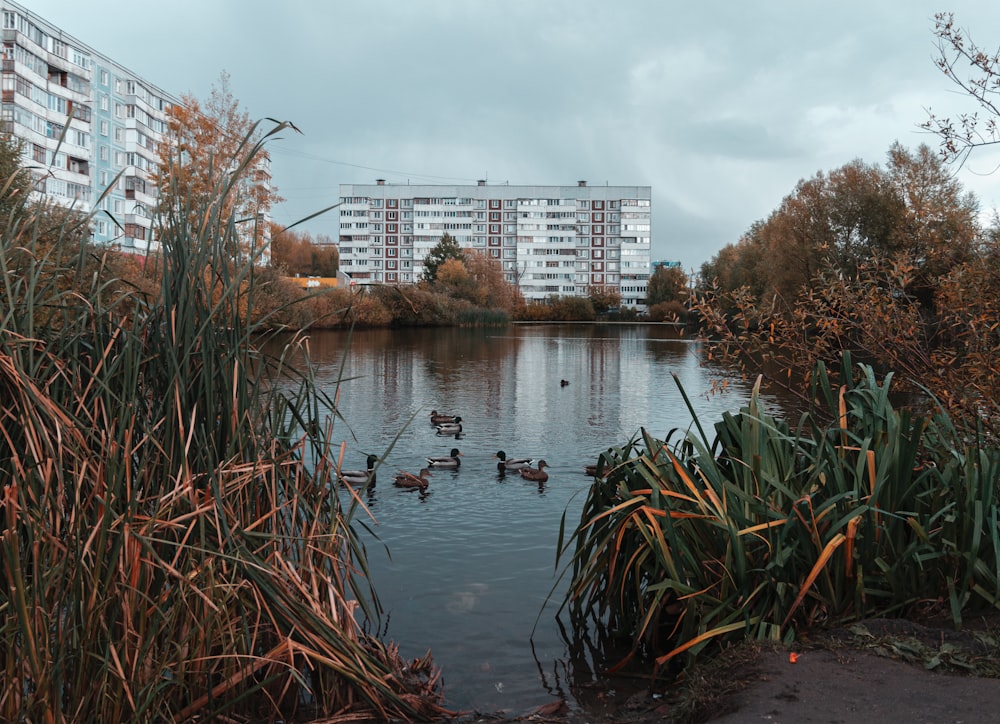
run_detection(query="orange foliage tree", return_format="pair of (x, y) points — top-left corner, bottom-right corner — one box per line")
(154, 72), (281, 260)
(428, 247), (524, 315)
(695, 142), (998, 435)
(269, 223), (339, 276)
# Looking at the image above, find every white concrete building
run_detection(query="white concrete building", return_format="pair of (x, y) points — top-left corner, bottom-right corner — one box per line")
(338, 180), (652, 307)
(1, 1), (180, 252)
(1, 1), (273, 260)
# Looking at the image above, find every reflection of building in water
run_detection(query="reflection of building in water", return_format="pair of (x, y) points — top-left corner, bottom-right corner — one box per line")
(339, 180), (652, 309)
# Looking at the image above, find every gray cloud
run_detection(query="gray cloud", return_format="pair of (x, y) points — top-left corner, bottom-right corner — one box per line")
(31, 0), (1000, 269)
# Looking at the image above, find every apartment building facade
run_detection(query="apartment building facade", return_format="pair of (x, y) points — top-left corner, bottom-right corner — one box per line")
(1, 1), (272, 260)
(338, 181), (652, 307)
(0, 1), (181, 252)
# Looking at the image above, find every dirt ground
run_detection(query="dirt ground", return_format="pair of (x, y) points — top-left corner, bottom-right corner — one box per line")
(464, 616), (1000, 724)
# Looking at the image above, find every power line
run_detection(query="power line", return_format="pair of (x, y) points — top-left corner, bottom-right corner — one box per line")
(270, 147), (487, 184)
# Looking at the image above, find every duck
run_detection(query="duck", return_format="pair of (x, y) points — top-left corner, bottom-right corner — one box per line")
(339, 454), (378, 486)
(494, 450), (534, 471)
(430, 410), (459, 424)
(394, 468), (432, 489)
(584, 462), (611, 477)
(435, 416), (463, 434)
(560, 379), (570, 387)
(519, 459), (549, 483)
(427, 448), (462, 468)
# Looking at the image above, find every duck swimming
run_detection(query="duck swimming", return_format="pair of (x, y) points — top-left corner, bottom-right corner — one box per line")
(494, 450), (534, 471)
(394, 468), (432, 489)
(427, 448), (462, 468)
(430, 410), (459, 424)
(339, 454), (377, 486)
(584, 462), (611, 477)
(435, 416), (463, 434)
(519, 459), (549, 483)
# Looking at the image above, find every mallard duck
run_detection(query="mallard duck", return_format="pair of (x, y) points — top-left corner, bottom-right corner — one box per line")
(584, 462), (611, 477)
(519, 459), (549, 482)
(430, 410), (459, 424)
(427, 448), (462, 468)
(494, 450), (534, 471)
(435, 416), (463, 434)
(339, 454), (378, 486)
(394, 467), (432, 489)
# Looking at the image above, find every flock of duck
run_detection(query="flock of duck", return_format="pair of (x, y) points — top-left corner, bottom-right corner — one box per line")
(337, 409), (551, 492)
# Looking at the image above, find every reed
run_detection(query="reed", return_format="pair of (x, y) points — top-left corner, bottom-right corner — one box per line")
(0, 124), (449, 721)
(557, 355), (1000, 681)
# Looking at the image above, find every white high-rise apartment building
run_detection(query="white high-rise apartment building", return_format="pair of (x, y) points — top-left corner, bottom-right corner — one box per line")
(339, 180), (652, 307)
(1, 1), (273, 261)
(1, 1), (179, 252)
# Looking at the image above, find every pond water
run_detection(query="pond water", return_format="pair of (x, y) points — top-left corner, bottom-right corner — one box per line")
(289, 324), (786, 715)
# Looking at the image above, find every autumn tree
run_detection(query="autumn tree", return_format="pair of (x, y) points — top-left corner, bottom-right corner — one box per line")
(463, 250), (525, 314)
(421, 233), (464, 282)
(884, 142), (979, 306)
(587, 285), (622, 316)
(434, 257), (476, 300)
(694, 141), (999, 434)
(699, 145), (972, 312)
(646, 265), (689, 306)
(155, 72), (281, 259)
(432, 250), (524, 314)
(270, 223), (339, 276)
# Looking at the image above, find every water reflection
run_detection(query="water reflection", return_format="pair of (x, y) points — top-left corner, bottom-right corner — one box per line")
(271, 324), (789, 714)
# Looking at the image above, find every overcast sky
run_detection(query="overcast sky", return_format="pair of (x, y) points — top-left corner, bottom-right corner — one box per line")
(29, 0), (1000, 270)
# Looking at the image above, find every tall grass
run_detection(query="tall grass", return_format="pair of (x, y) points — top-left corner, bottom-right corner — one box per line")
(0, 124), (449, 721)
(557, 355), (1000, 681)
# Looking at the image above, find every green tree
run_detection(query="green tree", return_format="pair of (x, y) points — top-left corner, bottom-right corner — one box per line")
(422, 232), (464, 282)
